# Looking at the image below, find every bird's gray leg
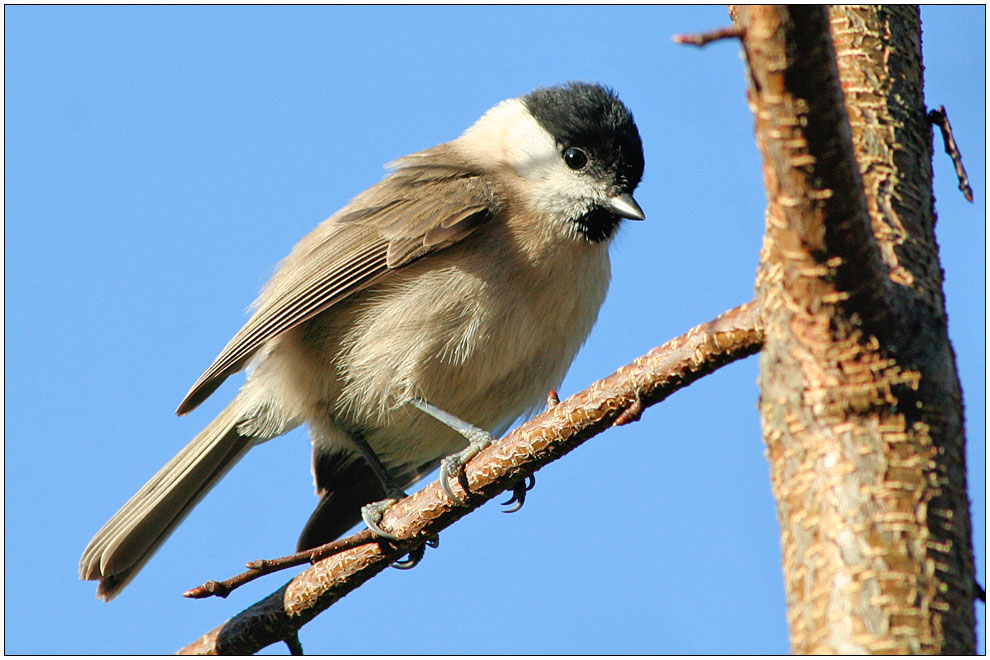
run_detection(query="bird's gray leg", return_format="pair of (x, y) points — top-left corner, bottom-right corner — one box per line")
(348, 431), (408, 541)
(410, 397), (494, 506)
(350, 430), (440, 569)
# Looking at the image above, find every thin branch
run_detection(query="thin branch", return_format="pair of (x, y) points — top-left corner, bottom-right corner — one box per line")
(672, 25), (744, 48)
(928, 105), (974, 202)
(177, 301), (764, 655)
(184, 530), (378, 599)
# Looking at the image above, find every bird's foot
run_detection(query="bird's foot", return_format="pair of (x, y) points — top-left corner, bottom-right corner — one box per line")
(409, 397), (494, 505)
(501, 474), (536, 513)
(360, 496), (404, 541)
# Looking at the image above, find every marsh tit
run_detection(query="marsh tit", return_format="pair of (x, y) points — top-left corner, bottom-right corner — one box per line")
(80, 81), (645, 600)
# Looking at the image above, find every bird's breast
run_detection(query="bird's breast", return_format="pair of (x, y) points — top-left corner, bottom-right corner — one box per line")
(267, 221), (613, 471)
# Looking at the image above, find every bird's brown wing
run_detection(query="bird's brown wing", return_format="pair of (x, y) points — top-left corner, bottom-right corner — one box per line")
(176, 145), (497, 415)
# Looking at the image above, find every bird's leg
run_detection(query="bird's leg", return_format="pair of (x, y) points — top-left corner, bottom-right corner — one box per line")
(348, 431), (408, 541)
(409, 397), (494, 506)
(351, 431), (439, 568)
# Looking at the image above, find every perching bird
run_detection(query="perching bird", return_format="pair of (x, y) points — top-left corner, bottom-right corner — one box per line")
(80, 81), (645, 600)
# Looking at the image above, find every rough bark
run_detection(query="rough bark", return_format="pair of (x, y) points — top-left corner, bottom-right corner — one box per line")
(732, 5), (975, 653)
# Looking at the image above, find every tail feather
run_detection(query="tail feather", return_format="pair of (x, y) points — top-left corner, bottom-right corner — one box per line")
(79, 399), (256, 601)
(296, 450), (383, 552)
(296, 448), (443, 552)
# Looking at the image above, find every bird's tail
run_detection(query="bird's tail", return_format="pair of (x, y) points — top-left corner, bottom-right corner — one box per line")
(79, 396), (259, 601)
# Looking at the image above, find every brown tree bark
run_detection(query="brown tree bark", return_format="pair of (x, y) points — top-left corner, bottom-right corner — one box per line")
(732, 5), (975, 654)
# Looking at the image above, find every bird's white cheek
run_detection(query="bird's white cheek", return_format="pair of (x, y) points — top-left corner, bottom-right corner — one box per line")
(500, 103), (558, 169)
(525, 170), (598, 222)
(455, 96), (602, 226)
(500, 112), (599, 222)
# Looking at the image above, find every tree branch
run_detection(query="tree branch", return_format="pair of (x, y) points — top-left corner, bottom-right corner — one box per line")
(672, 25), (744, 48)
(177, 301), (763, 654)
(733, 5), (975, 653)
(928, 105), (974, 202)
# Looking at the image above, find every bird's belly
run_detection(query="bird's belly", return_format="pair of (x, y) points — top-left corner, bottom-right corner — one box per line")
(274, 236), (611, 473)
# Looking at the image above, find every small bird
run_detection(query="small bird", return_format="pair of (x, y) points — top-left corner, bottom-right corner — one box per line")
(79, 81), (645, 600)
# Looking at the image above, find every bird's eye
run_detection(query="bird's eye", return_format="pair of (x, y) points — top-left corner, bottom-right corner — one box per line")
(562, 147), (589, 171)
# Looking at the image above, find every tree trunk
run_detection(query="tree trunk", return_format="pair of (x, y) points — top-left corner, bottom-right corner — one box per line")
(733, 5), (975, 653)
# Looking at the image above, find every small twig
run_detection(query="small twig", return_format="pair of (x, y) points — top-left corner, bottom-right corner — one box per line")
(673, 25), (744, 47)
(928, 105), (974, 202)
(184, 530), (380, 599)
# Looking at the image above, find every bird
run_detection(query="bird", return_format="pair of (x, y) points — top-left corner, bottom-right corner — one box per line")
(79, 81), (645, 601)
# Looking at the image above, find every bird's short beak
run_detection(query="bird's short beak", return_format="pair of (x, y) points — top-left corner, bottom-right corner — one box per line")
(605, 193), (645, 220)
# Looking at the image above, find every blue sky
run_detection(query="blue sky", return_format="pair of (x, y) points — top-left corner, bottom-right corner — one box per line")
(5, 6), (984, 654)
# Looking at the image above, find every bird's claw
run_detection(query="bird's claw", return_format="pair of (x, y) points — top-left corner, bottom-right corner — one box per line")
(360, 497), (401, 541)
(502, 474), (536, 513)
(391, 535), (440, 570)
(439, 456), (468, 505)
(360, 483), (439, 569)
(392, 544), (425, 570)
(439, 431), (493, 505)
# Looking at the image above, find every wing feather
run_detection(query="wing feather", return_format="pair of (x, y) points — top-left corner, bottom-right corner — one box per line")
(176, 144), (495, 415)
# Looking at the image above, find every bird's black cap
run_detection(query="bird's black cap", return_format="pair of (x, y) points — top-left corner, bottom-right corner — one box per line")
(522, 82), (645, 195)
